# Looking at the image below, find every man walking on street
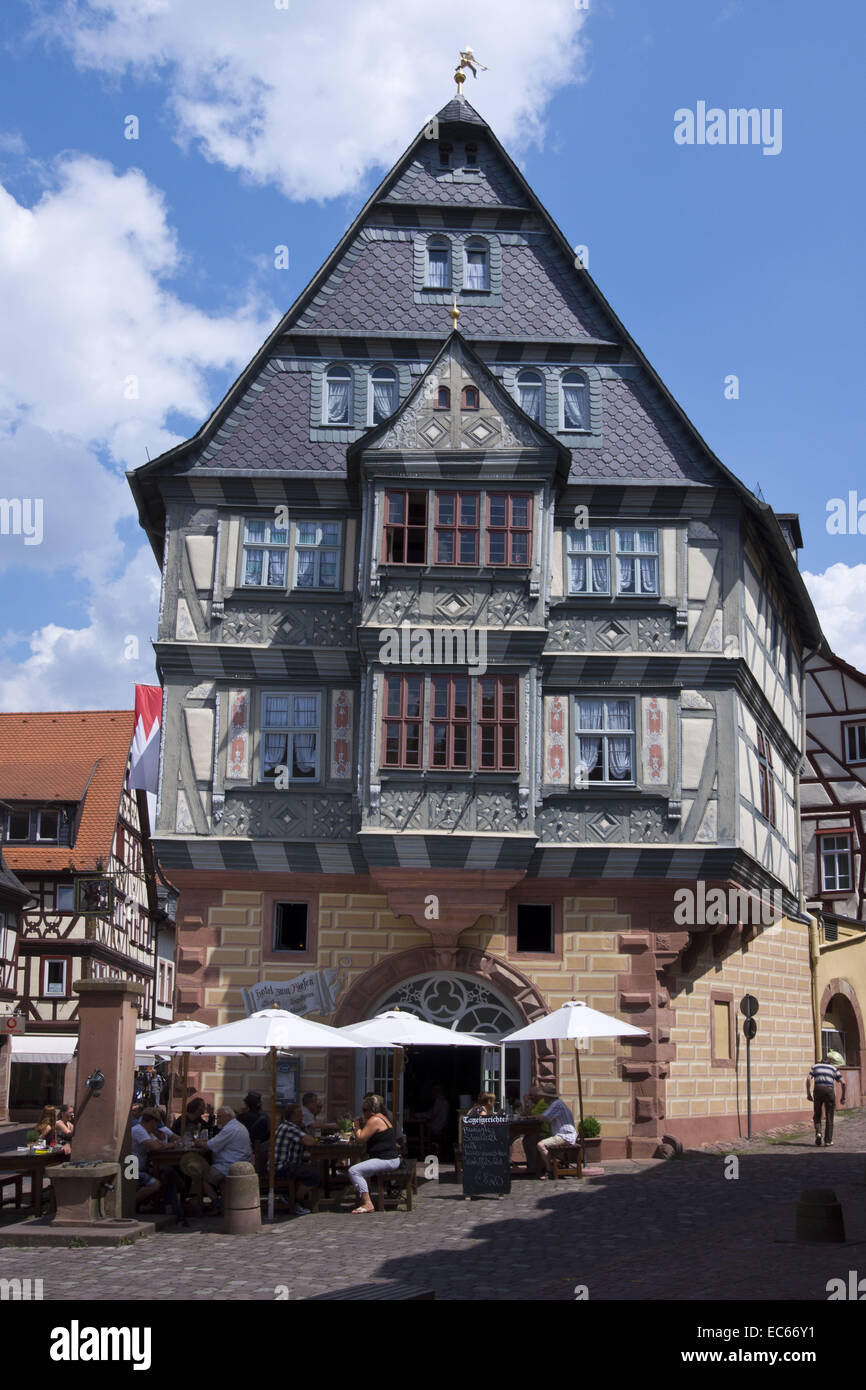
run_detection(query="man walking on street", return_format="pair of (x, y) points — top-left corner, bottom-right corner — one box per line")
(807, 1051), (846, 1147)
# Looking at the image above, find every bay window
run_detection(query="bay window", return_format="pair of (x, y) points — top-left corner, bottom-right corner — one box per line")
(383, 675), (518, 772)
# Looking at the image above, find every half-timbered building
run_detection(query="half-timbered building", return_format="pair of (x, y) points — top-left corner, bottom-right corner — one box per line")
(803, 647), (866, 1106)
(0, 711), (174, 1116)
(0, 843), (29, 1121)
(129, 93), (823, 1153)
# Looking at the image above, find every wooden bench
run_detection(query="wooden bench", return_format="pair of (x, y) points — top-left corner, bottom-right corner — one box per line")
(0, 1172), (25, 1209)
(372, 1158), (417, 1212)
(550, 1144), (583, 1179)
(309, 1282), (434, 1300)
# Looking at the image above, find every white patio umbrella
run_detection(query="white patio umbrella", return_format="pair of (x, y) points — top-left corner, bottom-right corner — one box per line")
(168, 1008), (365, 1218)
(338, 1009), (492, 1131)
(502, 1000), (649, 1138)
(137, 1021), (210, 1118)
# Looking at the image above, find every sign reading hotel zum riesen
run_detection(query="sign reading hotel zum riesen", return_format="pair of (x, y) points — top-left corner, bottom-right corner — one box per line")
(241, 969), (341, 1019)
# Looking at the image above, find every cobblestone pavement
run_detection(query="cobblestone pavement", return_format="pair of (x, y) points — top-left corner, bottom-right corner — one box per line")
(0, 1110), (863, 1301)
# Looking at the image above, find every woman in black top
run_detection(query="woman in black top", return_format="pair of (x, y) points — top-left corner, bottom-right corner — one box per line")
(348, 1094), (400, 1214)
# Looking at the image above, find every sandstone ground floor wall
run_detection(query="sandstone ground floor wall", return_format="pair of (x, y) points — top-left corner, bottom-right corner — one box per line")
(168, 871), (820, 1156)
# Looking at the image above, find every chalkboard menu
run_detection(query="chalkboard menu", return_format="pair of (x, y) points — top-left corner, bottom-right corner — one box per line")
(461, 1116), (512, 1196)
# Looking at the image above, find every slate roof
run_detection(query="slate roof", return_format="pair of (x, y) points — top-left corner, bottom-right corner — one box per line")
(198, 370), (345, 473)
(0, 712), (134, 873)
(577, 376), (717, 484)
(435, 97), (487, 125)
(382, 144), (529, 208)
(0, 845), (29, 903)
(299, 236), (612, 340)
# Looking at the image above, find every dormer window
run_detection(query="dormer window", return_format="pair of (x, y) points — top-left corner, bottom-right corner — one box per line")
(464, 238), (490, 291)
(370, 366), (398, 425)
(37, 810), (60, 842)
(517, 370), (543, 423)
(425, 237), (450, 290)
(465, 143), (478, 167)
(461, 386), (479, 410)
(561, 370), (589, 431)
(325, 364), (351, 424)
(438, 142), (453, 168)
(435, 386), (451, 410)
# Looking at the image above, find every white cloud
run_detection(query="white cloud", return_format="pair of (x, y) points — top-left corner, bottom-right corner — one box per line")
(803, 563), (866, 671)
(0, 154), (273, 467)
(0, 545), (161, 711)
(44, 0), (590, 201)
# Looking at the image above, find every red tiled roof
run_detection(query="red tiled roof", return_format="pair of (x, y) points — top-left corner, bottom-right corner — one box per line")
(0, 712), (134, 872)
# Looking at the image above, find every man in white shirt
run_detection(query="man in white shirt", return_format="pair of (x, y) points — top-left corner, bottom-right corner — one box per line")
(194, 1105), (252, 1208)
(301, 1091), (323, 1130)
(534, 1087), (578, 1178)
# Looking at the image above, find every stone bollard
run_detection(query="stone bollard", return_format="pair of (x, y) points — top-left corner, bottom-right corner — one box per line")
(223, 1161), (262, 1235)
(795, 1188), (846, 1243)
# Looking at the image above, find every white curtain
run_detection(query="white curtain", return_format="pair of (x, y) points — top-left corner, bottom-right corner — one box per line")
(428, 250), (448, 287)
(607, 700), (632, 780)
(296, 550), (315, 587)
(518, 379), (541, 420)
(293, 734), (317, 776)
(466, 250), (488, 289)
(263, 733), (287, 774)
(563, 378), (586, 429)
(244, 549), (264, 585)
(577, 699), (602, 779)
(267, 550), (287, 587)
(637, 530), (657, 592)
(327, 378), (350, 423)
(373, 378), (396, 421)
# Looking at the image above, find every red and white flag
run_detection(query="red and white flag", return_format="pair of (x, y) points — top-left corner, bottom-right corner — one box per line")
(129, 684), (162, 793)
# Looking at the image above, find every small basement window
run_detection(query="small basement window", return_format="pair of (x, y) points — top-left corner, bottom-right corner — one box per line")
(273, 902), (309, 953)
(516, 904), (554, 954)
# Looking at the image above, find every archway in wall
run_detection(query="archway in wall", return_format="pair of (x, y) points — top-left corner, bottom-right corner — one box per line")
(327, 945), (556, 1118)
(819, 978), (864, 1108)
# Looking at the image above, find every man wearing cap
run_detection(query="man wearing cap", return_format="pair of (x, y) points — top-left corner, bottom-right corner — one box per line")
(238, 1090), (270, 1145)
(534, 1086), (578, 1178)
(807, 1050), (846, 1147)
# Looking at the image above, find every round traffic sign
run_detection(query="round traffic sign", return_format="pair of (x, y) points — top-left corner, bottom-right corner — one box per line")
(743, 1018), (757, 1040)
(740, 994), (759, 1018)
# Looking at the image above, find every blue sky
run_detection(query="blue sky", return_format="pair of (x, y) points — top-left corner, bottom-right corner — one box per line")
(0, 0), (864, 708)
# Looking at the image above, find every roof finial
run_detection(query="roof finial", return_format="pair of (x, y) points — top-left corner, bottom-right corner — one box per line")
(449, 295), (460, 330)
(455, 46), (489, 98)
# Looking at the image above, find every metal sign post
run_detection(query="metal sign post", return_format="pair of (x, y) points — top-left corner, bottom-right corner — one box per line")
(740, 995), (759, 1139)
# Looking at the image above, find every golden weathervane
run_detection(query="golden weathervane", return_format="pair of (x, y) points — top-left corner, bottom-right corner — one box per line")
(454, 47), (489, 98)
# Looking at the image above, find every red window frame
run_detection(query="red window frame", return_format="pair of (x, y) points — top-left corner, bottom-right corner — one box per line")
(434, 492), (479, 565)
(382, 490), (428, 565)
(429, 677), (471, 769)
(435, 386), (451, 410)
(486, 494), (532, 567)
(461, 386), (479, 409)
(382, 674), (424, 768)
(478, 676), (519, 770)
(756, 729), (776, 826)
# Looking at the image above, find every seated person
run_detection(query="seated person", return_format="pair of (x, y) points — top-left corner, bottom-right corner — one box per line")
(55, 1104), (74, 1154)
(272, 1104), (321, 1214)
(131, 1111), (174, 1210)
(171, 1096), (212, 1139)
(465, 1090), (497, 1119)
(301, 1091), (323, 1130)
(348, 1094), (400, 1215)
(29, 1105), (57, 1147)
(534, 1087), (578, 1178)
(194, 1106), (252, 1211)
(237, 1091), (270, 1145)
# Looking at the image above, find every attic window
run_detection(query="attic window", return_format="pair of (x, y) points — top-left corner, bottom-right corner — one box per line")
(517, 370), (543, 422)
(325, 364), (351, 425)
(425, 238), (450, 290)
(465, 143), (478, 166)
(370, 367), (398, 425)
(6, 811), (30, 841)
(438, 142), (453, 168)
(37, 810), (60, 842)
(464, 238), (490, 291)
(461, 386), (479, 410)
(435, 386), (451, 410)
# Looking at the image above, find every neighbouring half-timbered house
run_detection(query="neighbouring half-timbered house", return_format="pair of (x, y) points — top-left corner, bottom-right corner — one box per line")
(0, 711), (175, 1116)
(802, 647), (866, 1107)
(129, 93), (823, 1154)
(0, 842), (29, 1121)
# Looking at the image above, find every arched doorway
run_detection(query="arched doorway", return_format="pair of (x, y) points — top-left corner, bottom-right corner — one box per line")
(820, 979), (864, 1108)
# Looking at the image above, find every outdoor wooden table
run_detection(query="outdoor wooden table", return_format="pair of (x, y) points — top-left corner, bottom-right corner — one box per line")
(0, 1149), (66, 1217)
(312, 1141), (364, 1197)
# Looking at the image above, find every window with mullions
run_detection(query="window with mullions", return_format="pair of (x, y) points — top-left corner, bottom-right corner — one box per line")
(756, 728), (776, 826)
(383, 490), (428, 564)
(383, 674), (423, 768)
(845, 722), (866, 764)
(487, 494), (531, 566)
(567, 528), (610, 595)
(575, 698), (635, 784)
(260, 693), (320, 782)
(479, 677), (519, 770)
(294, 522), (341, 590)
(819, 834), (853, 893)
(435, 493), (479, 564)
(242, 518), (289, 588)
(430, 677), (470, 769)
(615, 528), (659, 595)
